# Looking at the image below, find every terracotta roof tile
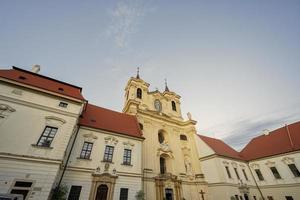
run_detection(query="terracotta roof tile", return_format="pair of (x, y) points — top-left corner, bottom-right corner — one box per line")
(0, 67), (85, 101)
(198, 135), (242, 160)
(240, 121), (300, 160)
(79, 104), (143, 138)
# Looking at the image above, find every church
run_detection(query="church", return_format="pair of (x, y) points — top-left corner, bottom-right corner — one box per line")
(0, 65), (299, 200)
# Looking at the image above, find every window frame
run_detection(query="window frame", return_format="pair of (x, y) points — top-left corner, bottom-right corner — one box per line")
(80, 142), (93, 159)
(288, 164), (300, 177)
(270, 166), (281, 179)
(119, 188), (129, 200)
(67, 185), (82, 200)
(137, 88), (142, 99)
(171, 101), (177, 111)
(123, 149), (132, 165)
(225, 166), (232, 179)
(255, 169), (264, 181)
(234, 167), (240, 180)
(242, 169), (249, 181)
(37, 126), (58, 147)
(103, 145), (114, 162)
(180, 134), (187, 141)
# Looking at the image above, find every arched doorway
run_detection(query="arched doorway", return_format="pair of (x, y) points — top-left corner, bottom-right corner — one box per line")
(95, 184), (108, 200)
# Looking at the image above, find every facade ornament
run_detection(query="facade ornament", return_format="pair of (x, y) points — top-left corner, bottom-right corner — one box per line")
(231, 162), (238, 168)
(222, 160), (230, 165)
(265, 160), (275, 167)
(160, 141), (171, 152)
(104, 136), (118, 146)
(45, 116), (66, 127)
(83, 132), (98, 143)
(0, 104), (16, 115)
(282, 157), (295, 165)
(123, 141), (135, 150)
(250, 163), (259, 169)
(104, 163), (110, 172)
(11, 89), (23, 95)
(184, 155), (193, 177)
(187, 112), (192, 120)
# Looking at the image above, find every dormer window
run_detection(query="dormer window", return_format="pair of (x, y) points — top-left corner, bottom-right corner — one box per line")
(58, 87), (64, 92)
(137, 88), (142, 99)
(18, 76), (26, 80)
(171, 101), (176, 111)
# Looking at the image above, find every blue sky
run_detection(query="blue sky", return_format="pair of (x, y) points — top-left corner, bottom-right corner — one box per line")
(1, 0), (299, 149)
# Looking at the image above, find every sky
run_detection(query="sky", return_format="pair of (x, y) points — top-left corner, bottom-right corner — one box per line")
(1, 0), (299, 150)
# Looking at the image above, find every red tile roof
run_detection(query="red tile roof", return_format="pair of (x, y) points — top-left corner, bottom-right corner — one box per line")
(240, 121), (300, 161)
(0, 67), (85, 101)
(79, 104), (143, 138)
(198, 135), (242, 160)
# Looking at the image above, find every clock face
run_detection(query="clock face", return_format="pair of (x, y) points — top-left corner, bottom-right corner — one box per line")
(154, 99), (162, 112)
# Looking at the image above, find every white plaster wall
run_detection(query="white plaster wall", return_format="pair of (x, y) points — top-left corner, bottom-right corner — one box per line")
(67, 127), (143, 175)
(113, 175), (142, 200)
(0, 158), (60, 200)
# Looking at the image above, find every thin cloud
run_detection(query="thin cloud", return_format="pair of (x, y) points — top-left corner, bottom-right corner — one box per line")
(107, 0), (146, 49)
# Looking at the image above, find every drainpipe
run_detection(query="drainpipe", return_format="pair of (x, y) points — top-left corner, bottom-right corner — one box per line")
(246, 163), (264, 200)
(53, 100), (87, 196)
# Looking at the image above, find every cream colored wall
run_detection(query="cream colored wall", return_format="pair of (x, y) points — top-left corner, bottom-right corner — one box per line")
(248, 152), (300, 200)
(0, 158), (60, 200)
(67, 127), (143, 175)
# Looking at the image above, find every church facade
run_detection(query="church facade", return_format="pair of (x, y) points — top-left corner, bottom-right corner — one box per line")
(0, 65), (299, 200)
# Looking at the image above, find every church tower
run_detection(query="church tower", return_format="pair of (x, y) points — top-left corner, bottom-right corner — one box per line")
(123, 70), (208, 200)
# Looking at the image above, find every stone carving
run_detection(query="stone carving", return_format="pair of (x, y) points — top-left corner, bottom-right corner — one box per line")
(187, 112), (192, 120)
(184, 155), (193, 176)
(45, 116), (66, 127)
(265, 160), (275, 167)
(104, 136), (118, 146)
(83, 132), (98, 143)
(282, 157), (295, 165)
(123, 141), (135, 150)
(11, 89), (23, 95)
(160, 141), (171, 152)
(104, 163), (110, 172)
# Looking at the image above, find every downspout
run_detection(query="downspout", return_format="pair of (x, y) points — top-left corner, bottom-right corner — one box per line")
(55, 100), (87, 192)
(246, 162), (264, 200)
(56, 124), (81, 189)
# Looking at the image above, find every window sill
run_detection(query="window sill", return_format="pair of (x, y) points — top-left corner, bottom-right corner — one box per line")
(77, 157), (92, 161)
(31, 144), (53, 149)
(101, 160), (114, 164)
(121, 163), (133, 166)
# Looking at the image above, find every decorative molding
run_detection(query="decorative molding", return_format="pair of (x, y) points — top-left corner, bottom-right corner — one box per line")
(250, 163), (260, 169)
(223, 160), (230, 165)
(11, 89), (23, 96)
(104, 136), (118, 146)
(282, 157), (295, 165)
(83, 132), (98, 143)
(123, 141), (135, 150)
(45, 116), (66, 127)
(265, 160), (275, 167)
(231, 162), (238, 168)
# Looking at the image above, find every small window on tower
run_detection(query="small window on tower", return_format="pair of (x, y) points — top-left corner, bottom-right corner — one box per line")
(59, 102), (68, 108)
(137, 88), (142, 99)
(171, 101), (176, 111)
(180, 134), (187, 141)
(139, 123), (143, 130)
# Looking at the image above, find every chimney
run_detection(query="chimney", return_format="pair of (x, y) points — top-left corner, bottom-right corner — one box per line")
(262, 129), (270, 136)
(31, 65), (40, 73)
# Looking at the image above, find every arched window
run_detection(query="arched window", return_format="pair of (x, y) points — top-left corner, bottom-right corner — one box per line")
(160, 157), (166, 174)
(137, 88), (142, 99)
(158, 131), (164, 144)
(180, 134), (187, 141)
(139, 123), (143, 130)
(171, 101), (176, 111)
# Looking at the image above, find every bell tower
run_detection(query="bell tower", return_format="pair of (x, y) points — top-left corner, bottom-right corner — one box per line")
(123, 67), (150, 115)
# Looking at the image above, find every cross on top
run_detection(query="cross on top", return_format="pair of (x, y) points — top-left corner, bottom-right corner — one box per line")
(199, 190), (205, 200)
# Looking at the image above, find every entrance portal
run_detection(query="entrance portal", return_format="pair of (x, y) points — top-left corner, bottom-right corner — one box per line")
(95, 184), (108, 200)
(165, 188), (173, 200)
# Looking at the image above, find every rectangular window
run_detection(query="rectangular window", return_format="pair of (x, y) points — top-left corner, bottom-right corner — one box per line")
(225, 166), (232, 178)
(123, 149), (132, 165)
(103, 145), (114, 162)
(267, 196), (274, 200)
(80, 142), (93, 159)
(59, 102), (68, 108)
(270, 166), (281, 179)
(119, 188), (129, 200)
(288, 164), (300, 177)
(37, 126), (58, 147)
(235, 195), (239, 200)
(10, 181), (33, 199)
(67, 185), (82, 200)
(286, 196), (294, 200)
(253, 196), (257, 200)
(234, 168), (240, 180)
(255, 169), (264, 181)
(242, 169), (248, 181)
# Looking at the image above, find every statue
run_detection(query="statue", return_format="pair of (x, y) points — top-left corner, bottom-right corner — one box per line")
(187, 112), (192, 120)
(184, 156), (193, 175)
